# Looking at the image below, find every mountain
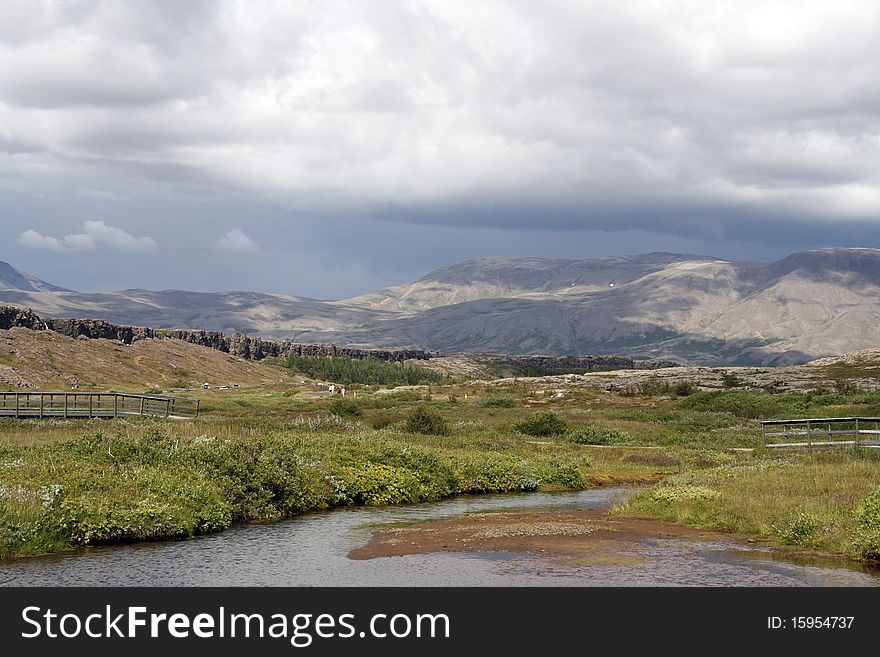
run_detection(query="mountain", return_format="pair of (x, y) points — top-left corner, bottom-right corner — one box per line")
(0, 261), (70, 293)
(2, 248), (880, 365)
(298, 248), (880, 364)
(346, 253), (695, 312)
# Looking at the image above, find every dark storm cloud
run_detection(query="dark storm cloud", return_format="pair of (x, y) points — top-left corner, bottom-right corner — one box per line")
(1, 1), (879, 296)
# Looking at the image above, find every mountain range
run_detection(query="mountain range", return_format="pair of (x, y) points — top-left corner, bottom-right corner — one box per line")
(3, 248), (880, 365)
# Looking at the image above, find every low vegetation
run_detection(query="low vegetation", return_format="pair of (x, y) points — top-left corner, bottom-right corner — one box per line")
(404, 406), (451, 436)
(513, 411), (569, 437)
(619, 450), (880, 561)
(567, 424), (632, 445)
(3, 354), (880, 566)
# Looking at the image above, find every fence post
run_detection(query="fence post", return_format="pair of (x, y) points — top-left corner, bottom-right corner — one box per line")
(806, 421), (812, 450)
(166, 399), (170, 417)
(39, 394), (43, 419)
(15, 393), (19, 419)
(855, 418), (860, 448)
(761, 421), (766, 448)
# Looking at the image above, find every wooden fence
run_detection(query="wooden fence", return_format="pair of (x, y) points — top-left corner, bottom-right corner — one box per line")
(0, 392), (200, 420)
(761, 417), (880, 449)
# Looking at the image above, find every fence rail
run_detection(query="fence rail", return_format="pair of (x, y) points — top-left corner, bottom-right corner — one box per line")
(761, 417), (880, 449)
(0, 392), (200, 420)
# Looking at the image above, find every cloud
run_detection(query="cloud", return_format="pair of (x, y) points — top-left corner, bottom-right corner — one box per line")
(212, 228), (260, 254)
(18, 229), (71, 252)
(17, 221), (157, 253)
(82, 220), (157, 252)
(0, 0), (879, 251)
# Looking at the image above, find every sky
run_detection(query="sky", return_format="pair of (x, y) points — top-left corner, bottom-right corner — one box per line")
(1, 0), (879, 299)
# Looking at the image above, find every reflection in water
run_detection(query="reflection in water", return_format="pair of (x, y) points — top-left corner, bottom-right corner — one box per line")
(1, 488), (877, 587)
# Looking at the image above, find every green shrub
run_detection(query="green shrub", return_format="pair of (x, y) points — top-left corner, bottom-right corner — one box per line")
(477, 394), (515, 408)
(404, 406), (450, 436)
(722, 372), (742, 388)
(513, 411), (568, 437)
(369, 412), (396, 430)
(567, 424), (631, 445)
(853, 488), (880, 559)
(328, 397), (362, 418)
(772, 513), (822, 546)
(337, 463), (424, 505)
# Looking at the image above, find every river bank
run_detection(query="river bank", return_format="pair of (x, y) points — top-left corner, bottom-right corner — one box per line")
(4, 488), (877, 587)
(2, 382), (880, 566)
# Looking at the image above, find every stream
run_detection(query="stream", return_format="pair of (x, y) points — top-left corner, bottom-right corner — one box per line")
(1, 487), (878, 586)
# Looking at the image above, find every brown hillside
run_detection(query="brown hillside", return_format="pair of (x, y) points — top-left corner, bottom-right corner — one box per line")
(0, 327), (289, 392)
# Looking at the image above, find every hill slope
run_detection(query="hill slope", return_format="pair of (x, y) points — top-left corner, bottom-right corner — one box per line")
(0, 261), (69, 293)
(0, 327), (288, 392)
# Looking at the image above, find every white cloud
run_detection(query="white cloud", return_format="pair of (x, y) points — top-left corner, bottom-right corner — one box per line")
(212, 228), (260, 254)
(1, 1), (879, 238)
(18, 229), (67, 252)
(82, 220), (157, 252)
(59, 232), (98, 251)
(17, 221), (156, 253)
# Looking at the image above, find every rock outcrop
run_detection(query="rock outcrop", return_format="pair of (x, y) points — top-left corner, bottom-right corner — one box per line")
(46, 318), (159, 343)
(0, 305), (431, 362)
(164, 329), (431, 362)
(0, 306), (45, 331)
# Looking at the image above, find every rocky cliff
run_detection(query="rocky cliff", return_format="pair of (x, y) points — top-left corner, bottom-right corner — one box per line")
(0, 305), (431, 362)
(163, 329), (431, 362)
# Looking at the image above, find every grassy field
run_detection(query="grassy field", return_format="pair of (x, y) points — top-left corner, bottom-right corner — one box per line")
(1, 361), (879, 562)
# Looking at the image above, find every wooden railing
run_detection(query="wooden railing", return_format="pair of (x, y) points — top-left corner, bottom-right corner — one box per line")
(0, 392), (200, 420)
(761, 417), (880, 449)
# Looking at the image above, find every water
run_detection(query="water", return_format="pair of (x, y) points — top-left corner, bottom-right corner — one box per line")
(1, 488), (877, 587)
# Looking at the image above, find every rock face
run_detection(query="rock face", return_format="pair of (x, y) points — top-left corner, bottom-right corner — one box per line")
(0, 306), (45, 331)
(0, 305), (431, 363)
(47, 318), (158, 343)
(164, 329), (432, 362)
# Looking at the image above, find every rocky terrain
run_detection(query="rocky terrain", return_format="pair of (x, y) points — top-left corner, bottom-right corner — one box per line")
(465, 349), (880, 395)
(3, 247), (880, 365)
